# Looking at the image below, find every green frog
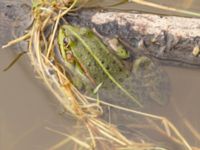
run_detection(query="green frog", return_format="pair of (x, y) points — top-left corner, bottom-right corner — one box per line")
(55, 25), (169, 108)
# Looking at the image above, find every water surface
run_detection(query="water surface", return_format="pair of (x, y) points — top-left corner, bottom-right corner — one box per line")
(1, 0), (200, 149)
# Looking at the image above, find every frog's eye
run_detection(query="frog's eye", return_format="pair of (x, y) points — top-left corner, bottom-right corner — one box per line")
(117, 47), (130, 59)
(63, 38), (68, 45)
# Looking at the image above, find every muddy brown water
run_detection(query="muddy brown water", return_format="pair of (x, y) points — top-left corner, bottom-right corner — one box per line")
(0, 0), (200, 149)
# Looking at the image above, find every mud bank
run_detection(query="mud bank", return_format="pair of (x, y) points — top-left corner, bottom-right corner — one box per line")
(66, 9), (200, 68)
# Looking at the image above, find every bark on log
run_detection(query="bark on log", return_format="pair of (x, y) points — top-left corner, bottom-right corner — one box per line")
(66, 9), (200, 68)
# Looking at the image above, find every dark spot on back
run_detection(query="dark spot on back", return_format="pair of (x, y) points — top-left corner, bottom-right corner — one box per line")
(106, 65), (110, 70)
(125, 84), (130, 89)
(118, 78), (124, 82)
(112, 61), (116, 65)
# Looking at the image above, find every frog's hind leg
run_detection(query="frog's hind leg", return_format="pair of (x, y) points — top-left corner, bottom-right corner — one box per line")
(132, 56), (170, 106)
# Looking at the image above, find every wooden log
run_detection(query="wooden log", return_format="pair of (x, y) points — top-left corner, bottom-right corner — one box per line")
(66, 9), (200, 68)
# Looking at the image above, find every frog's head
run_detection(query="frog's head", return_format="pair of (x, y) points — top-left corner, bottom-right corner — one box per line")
(61, 25), (77, 39)
(60, 25), (93, 44)
(62, 25), (92, 36)
(58, 25), (79, 48)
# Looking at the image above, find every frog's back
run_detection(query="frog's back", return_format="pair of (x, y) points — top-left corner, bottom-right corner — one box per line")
(70, 27), (130, 86)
